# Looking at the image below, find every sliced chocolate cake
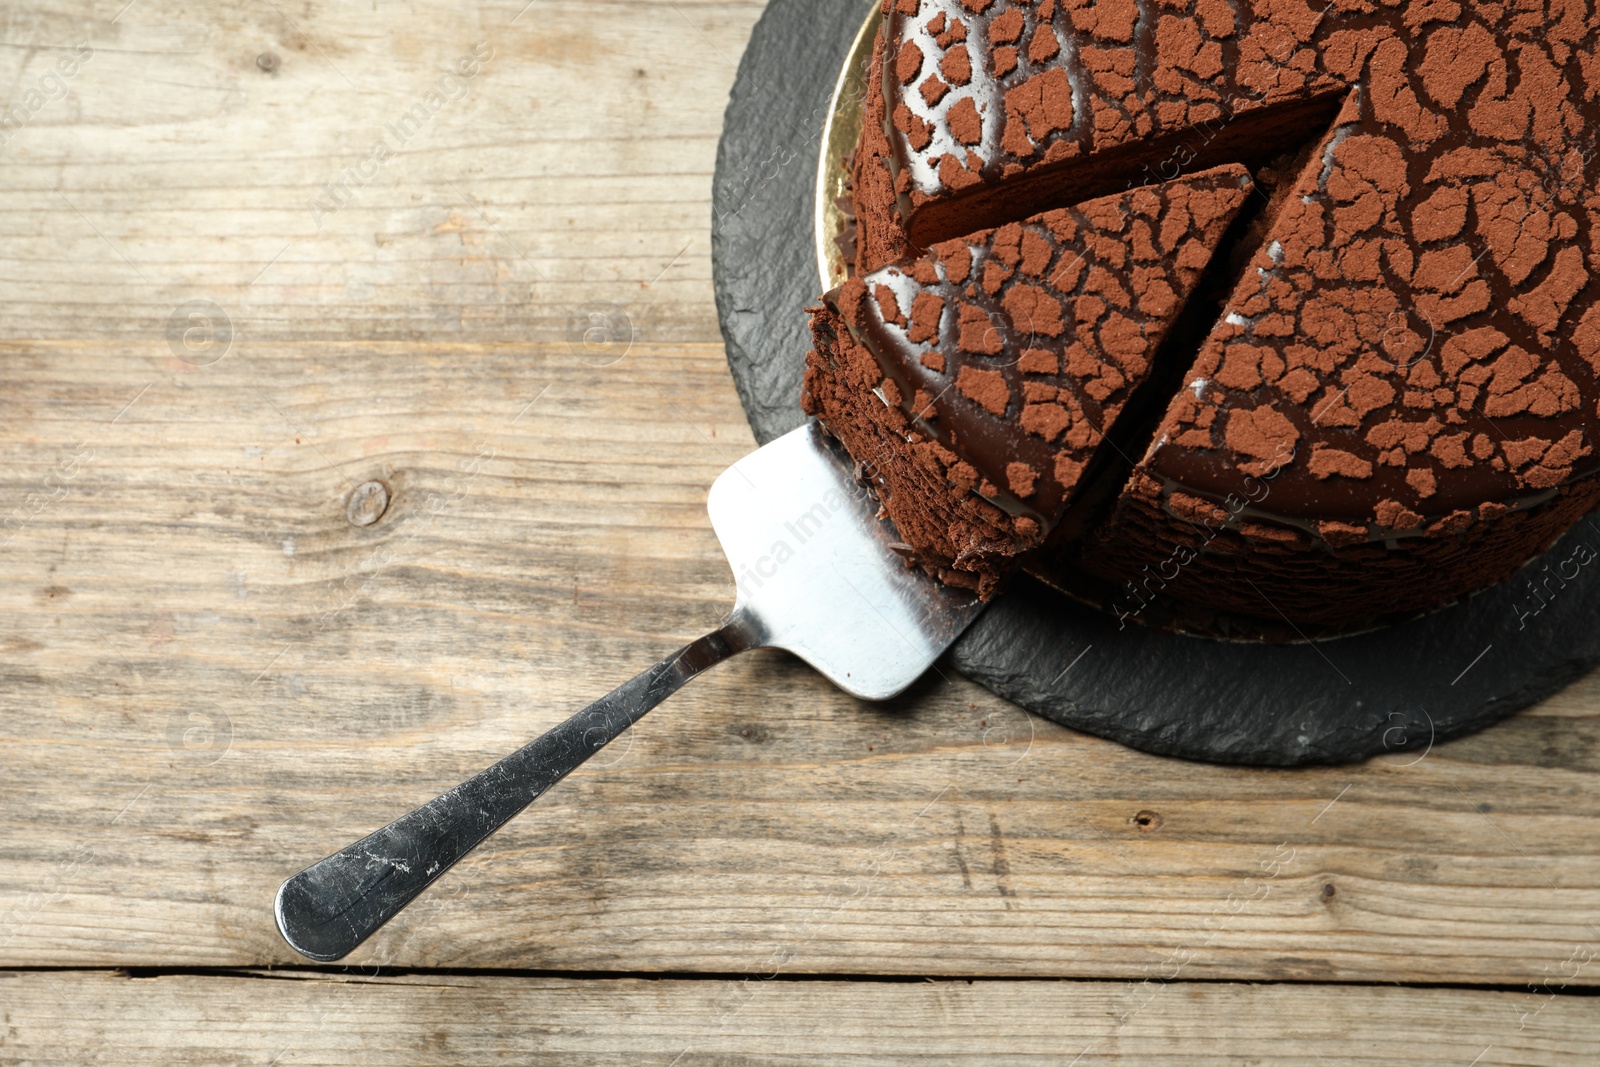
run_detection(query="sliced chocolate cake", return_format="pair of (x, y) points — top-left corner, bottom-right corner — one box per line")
(804, 166), (1251, 596)
(809, 0), (1600, 636)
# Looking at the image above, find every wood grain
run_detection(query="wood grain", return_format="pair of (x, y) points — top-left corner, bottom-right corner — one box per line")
(2, 970), (1596, 1065)
(2, 340), (1598, 986)
(2, 0), (1600, 1054)
(0, 0), (767, 345)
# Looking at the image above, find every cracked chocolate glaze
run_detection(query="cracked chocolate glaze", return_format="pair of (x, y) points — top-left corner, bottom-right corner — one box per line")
(834, 165), (1251, 530)
(1148, 468), (1587, 547)
(868, 0), (1600, 545)
(878, 0), (1352, 243)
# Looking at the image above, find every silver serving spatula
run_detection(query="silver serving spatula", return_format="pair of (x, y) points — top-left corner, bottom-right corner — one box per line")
(275, 421), (986, 961)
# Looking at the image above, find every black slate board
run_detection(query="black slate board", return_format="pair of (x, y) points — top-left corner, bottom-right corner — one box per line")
(711, 0), (1600, 765)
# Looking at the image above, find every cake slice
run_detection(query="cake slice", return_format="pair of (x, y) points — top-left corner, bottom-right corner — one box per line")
(803, 164), (1251, 597)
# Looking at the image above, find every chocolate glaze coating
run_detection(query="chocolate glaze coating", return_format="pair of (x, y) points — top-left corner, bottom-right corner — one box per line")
(805, 167), (1249, 596)
(717, 0), (1600, 757)
(837, 0), (1600, 633)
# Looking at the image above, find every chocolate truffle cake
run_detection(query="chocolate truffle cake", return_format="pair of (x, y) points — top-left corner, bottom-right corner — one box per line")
(807, 0), (1600, 636)
(805, 165), (1252, 595)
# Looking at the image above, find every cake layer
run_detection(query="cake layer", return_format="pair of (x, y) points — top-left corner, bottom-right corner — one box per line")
(804, 166), (1251, 596)
(1062, 463), (1600, 639)
(838, 0), (1600, 632)
(852, 30), (907, 276)
(1068, 467), (1600, 638)
(804, 302), (1015, 596)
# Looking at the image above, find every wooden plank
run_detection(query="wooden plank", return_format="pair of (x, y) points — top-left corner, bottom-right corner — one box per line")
(0, 0), (768, 345)
(3, 970), (1598, 1066)
(2, 340), (1599, 984)
(3, 0), (1600, 994)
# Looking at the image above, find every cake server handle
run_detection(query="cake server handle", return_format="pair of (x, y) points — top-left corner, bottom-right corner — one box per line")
(275, 610), (759, 962)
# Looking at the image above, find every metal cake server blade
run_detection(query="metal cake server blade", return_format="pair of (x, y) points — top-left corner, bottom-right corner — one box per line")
(275, 421), (986, 961)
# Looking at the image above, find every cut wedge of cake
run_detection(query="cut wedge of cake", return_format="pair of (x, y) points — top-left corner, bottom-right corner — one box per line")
(804, 164), (1252, 597)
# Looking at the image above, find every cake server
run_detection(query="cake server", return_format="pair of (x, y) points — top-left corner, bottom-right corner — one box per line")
(275, 420), (986, 961)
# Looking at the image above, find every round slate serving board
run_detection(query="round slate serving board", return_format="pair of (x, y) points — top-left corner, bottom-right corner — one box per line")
(710, 0), (1600, 765)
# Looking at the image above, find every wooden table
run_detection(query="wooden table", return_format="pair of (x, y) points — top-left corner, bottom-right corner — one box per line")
(2, 2), (1597, 1062)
